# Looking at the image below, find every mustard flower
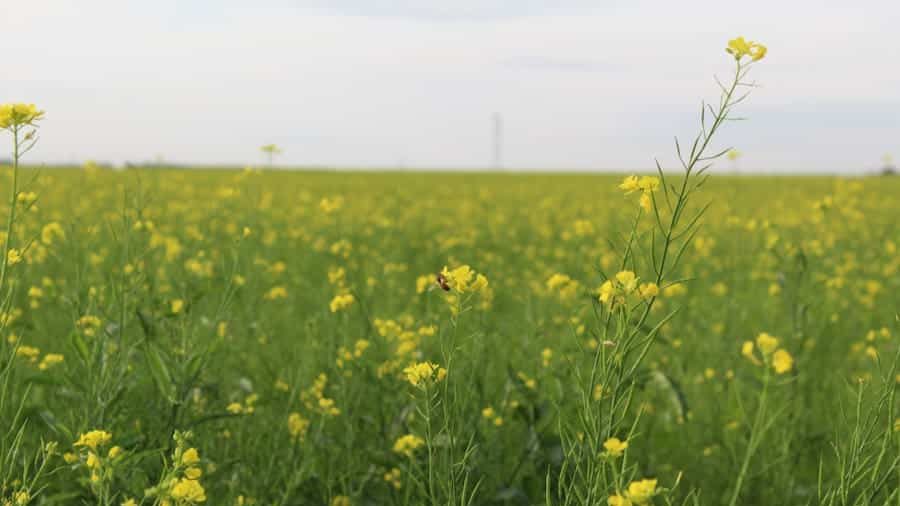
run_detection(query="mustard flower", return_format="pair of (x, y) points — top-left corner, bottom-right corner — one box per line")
(626, 478), (658, 505)
(170, 477), (207, 503)
(402, 361), (447, 387)
(392, 434), (425, 457)
(0, 103), (44, 129)
(74, 430), (112, 450)
(772, 349), (794, 374)
(602, 437), (629, 458)
(329, 293), (355, 313)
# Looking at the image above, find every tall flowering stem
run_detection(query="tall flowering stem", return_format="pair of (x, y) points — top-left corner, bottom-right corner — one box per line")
(0, 104), (43, 301)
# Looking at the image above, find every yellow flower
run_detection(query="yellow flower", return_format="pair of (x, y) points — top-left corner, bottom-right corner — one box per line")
(15, 345), (41, 363)
(383, 467), (402, 489)
(755, 332), (779, 356)
(182, 448), (200, 466)
(637, 176), (660, 192)
(7, 249), (23, 266)
(618, 175), (641, 194)
(107, 446), (123, 459)
(726, 37), (752, 58)
(602, 437), (629, 457)
(546, 273), (572, 290)
(441, 265), (473, 291)
(122, 499), (137, 506)
(615, 271), (638, 293)
(170, 299), (185, 314)
(620, 175), (659, 211)
(608, 495), (632, 506)
(741, 341), (760, 365)
(638, 282), (659, 299)
(402, 361), (447, 387)
(288, 412), (310, 441)
(331, 496), (351, 506)
(598, 280), (616, 304)
(264, 286), (288, 300)
(0, 103), (45, 129)
(772, 349), (794, 374)
(170, 477), (207, 503)
(626, 478), (657, 505)
(41, 222), (65, 245)
(392, 434), (425, 457)
(74, 430), (112, 450)
(726, 37), (767, 62)
(329, 293), (355, 313)
(185, 466), (203, 480)
(416, 275), (433, 293)
(470, 273), (489, 292)
(13, 491), (31, 506)
(750, 43), (767, 61)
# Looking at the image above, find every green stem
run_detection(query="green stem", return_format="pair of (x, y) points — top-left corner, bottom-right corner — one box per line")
(0, 126), (20, 294)
(728, 366), (770, 506)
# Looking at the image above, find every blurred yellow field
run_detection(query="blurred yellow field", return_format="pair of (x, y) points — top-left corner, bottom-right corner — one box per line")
(3, 34), (900, 506)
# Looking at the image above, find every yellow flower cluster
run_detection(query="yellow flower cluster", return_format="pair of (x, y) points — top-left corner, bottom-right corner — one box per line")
(287, 412), (311, 442)
(0, 103), (44, 129)
(608, 478), (658, 505)
(619, 175), (660, 211)
(74, 430), (112, 450)
(598, 271), (658, 307)
(300, 373), (340, 416)
(439, 265), (489, 294)
(546, 273), (581, 300)
(742, 332), (794, 374)
(602, 437), (629, 458)
(329, 293), (355, 313)
(726, 36), (767, 61)
(392, 434), (425, 457)
(71, 430), (123, 486)
(402, 361), (447, 387)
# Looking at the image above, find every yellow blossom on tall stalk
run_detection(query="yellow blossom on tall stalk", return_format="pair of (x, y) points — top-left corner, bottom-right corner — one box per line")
(439, 265), (488, 293)
(625, 478), (658, 505)
(0, 103), (45, 130)
(742, 332), (794, 375)
(726, 37), (767, 61)
(392, 434), (425, 457)
(74, 430), (112, 450)
(772, 349), (794, 374)
(619, 175), (660, 211)
(602, 437), (628, 458)
(329, 293), (355, 313)
(402, 361), (447, 387)
(170, 478), (207, 503)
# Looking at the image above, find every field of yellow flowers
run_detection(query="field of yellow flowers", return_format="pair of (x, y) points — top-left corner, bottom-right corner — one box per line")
(2, 40), (899, 506)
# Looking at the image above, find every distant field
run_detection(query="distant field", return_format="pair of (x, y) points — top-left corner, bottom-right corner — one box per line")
(2, 168), (899, 505)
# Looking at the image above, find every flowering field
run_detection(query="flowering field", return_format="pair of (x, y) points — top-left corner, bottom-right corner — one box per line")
(2, 40), (900, 506)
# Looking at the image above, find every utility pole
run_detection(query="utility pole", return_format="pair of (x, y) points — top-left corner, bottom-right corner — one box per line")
(492, 112), (503, 170)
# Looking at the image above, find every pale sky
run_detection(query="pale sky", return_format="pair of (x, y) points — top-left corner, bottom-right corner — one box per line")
(3, 0), (899, 172)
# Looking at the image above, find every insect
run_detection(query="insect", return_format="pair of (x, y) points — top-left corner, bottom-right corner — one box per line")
(436, 272), (451, 291)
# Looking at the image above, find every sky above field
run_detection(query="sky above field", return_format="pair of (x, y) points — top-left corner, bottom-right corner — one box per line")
(4, 0), (900, 172)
